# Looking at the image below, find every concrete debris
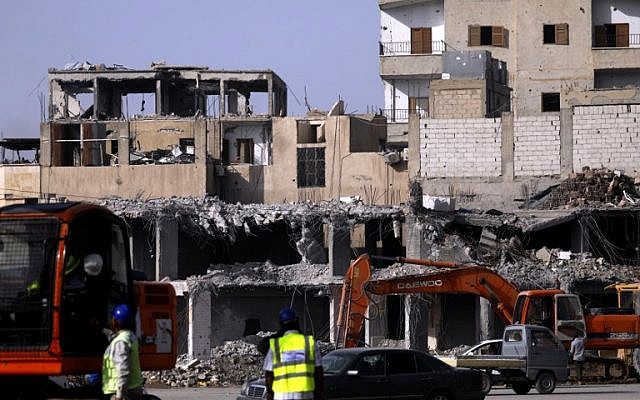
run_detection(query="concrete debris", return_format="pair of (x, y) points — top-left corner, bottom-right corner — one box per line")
(144, 338), (336, 388)
(535, 246), (552, 264)
(189, 261), (337, 289)
(529, 167), (640, 209)
(130, 146), (195, 165)
(100, 196), (404, 242)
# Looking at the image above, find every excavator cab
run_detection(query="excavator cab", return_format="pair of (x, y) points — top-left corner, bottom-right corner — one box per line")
(513, 291), (586, 344)
(0, 202), (177, 383)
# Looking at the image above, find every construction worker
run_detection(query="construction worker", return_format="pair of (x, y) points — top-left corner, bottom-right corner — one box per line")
(102, 304), (144, 400)
(263, 308), (325, 400)
(569, 330), (586, 385)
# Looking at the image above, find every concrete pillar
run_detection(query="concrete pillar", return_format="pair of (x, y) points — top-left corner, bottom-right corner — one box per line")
(427, 294), (442, 351)
(188, 289), (211, 360)
(40, 123), (51, 167)
(155, 80), (163, 115)
(93, 77), (99, 119)
(478, 297), (497, 341)
(118, 123), (130, 166)
(405, 214), (428, 259)
(228, 90), (239, 115)
(155, 216), (178, 280)
(405, 294), (428, 351)
(560, 108), (574, 177)
(365, 294), (387, 347)
(219, 80), (226, 117)
(328, 216), (351, 277)
(501, 112), (514, 181)
(408, 113), (421, 179)
(194, 119), (207, 165)
(267, 78), (274, 116)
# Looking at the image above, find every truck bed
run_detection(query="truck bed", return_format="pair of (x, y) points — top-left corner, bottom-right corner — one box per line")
(438, 355), (526, 369)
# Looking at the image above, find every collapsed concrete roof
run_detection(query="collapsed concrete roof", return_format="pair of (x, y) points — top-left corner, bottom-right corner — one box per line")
(100, 196), (405, 242)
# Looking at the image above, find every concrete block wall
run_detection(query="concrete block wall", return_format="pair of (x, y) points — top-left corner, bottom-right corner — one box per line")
(573, 105), (640, 172)
(514, 115), (561, 176)
(432, 88), (485, 119)
(421, 118), (502, 177)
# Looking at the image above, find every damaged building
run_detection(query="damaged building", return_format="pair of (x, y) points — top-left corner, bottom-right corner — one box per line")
(0, 2), (636, 385)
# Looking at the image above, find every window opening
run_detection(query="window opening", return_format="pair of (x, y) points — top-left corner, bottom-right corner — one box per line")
(541, 93), (560, 112)
(296, 147), (325, 188)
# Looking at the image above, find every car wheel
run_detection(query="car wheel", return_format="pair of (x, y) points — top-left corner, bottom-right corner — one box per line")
(511, 382), (532, 395)
(427, 391), (451, 400)
(481, 373), (492, 394)
(535, 372), (556, 394)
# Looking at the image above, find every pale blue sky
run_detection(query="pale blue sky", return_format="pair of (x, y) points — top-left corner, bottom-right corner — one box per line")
(0, 0), (382, 137)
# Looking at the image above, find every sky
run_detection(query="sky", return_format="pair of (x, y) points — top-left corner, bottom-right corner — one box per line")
(0, 0), (382, 138)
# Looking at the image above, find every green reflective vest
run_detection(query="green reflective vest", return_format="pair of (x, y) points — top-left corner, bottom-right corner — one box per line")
(270, 333), (316, 395)
(102, 330), (143, 395)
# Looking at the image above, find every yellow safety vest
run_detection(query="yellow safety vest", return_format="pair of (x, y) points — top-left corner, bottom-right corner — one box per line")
(270, 333), (316, 395)
(102, 330), (144, 394)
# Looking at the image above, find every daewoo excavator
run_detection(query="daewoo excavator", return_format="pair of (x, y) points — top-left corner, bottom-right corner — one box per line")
(336, 254), (640, 381)
(0, 202), (177, 399)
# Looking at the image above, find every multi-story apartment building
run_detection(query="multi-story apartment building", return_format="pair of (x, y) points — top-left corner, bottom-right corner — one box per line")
(379, 0), (640, 137)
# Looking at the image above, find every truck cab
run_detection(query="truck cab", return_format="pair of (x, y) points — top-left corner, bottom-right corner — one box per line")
(502, 324), (570, 387)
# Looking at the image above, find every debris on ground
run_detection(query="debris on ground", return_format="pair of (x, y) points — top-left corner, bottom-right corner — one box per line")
(144, 338), (336, 388)
(528, 167), (640, 209)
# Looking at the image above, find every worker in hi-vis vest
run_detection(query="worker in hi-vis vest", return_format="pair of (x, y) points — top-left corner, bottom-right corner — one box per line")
(102, 304), (144, 400)
(263, 308), (325, 400)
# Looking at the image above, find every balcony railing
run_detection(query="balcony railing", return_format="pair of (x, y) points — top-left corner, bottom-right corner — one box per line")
(593, 33), (640, 48)
(382, 109), (428, 122)
(379, 41), (447, 56)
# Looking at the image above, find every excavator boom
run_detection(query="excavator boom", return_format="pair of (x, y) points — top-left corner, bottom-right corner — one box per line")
(337, 254), (520, 347)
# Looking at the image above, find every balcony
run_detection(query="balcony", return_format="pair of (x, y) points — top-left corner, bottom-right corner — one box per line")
(380, 41), (447, 56)
(382, 108), (428, 123)
(379, 41), (444, 78)
(592, 34), (640, 70)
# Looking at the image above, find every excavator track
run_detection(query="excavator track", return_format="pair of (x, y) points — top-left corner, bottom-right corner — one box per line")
(575, 357), (629, 382)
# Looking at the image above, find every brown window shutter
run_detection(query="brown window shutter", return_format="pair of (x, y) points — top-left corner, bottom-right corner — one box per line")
(492, 26), (505, 47)
(411, 28), (423, 54)
(409, 97), (417, 114)
(469, 25), (481, 46)
(556, 23), (569, 45)
(594, 25), (607, 47)
(424, 28), (432, 54)
(616, 23), (629, 47)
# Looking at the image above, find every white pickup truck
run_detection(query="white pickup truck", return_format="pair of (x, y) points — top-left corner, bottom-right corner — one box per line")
(438, 324), (570, 395)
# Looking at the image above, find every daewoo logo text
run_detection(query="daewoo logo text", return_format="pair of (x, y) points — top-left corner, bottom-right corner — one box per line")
(397, 280), (443, 289)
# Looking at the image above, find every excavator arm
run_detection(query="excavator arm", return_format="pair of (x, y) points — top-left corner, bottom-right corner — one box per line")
(336, 254), (520, 348)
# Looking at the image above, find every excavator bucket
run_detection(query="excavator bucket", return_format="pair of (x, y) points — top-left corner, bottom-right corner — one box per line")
(336, 254), (372, 348)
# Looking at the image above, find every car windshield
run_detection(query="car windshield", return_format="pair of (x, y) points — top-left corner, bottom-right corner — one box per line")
(322, 353), (357, 374)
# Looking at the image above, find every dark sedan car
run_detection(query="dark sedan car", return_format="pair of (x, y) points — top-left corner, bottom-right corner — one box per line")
(238, 347), (485, 400)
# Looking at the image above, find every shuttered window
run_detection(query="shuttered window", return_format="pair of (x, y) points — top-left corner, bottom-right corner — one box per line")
(411, 28), (432, 54)
(543, 23), (569, 45)
(468, 25), (507, 47)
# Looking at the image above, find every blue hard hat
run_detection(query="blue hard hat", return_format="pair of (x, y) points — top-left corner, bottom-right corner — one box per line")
(278, 307), (298, 323)
(112, 304), (131, 324)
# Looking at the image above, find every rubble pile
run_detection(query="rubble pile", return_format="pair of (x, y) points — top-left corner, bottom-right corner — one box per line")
(145, 340), (263, 387)
(191, 261), (337, 289)
(100, 196), (405, 243)
(496, 249), (640, 291)
(145, 338), (337, 388)
(130, 146), (195, 165)
(533, 168), (640, 209)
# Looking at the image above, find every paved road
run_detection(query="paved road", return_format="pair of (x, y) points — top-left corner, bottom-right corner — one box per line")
(149, 383), (640, 400)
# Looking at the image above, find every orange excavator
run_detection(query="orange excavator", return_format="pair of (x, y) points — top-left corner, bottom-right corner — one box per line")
(0, 202), (177, 399)
(336, 254), (640, 380)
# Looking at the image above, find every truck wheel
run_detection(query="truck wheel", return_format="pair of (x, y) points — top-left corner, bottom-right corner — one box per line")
(511, 382), (532, 395)
(535, 372), (556, 394)
(480, 373), (492, 394)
